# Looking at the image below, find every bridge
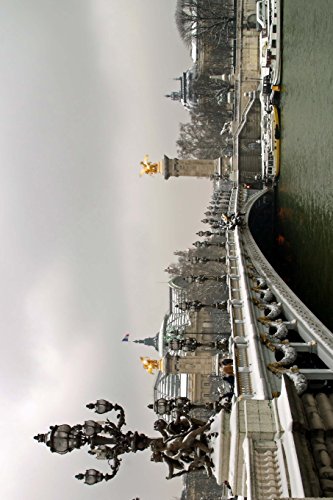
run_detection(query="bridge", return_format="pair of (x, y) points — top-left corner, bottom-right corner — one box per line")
(224, 183), (333, 397)
(212, 181), (333, 499)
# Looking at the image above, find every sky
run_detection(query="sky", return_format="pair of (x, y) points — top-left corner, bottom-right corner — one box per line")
(0, 1), (211, 499)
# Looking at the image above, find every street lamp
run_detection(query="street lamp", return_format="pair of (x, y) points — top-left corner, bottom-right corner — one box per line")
(75, 469), (112, 485)
(192, 241), (226, 248)
(204, 211), (221, 216)
(182, 274), (226, 283)
(86, 399), (114, 414)
(166, 335), (229, 353)
(175, 300), (228, 312)
(35, 401), (219, 483)
(148, 396), (223, 416)
(186, 256), (226, 264)
(196, 230), (226, 237)
(201, 218), (227, 226)
(147, 397), (174, 416)
(34, 424), (87, 454)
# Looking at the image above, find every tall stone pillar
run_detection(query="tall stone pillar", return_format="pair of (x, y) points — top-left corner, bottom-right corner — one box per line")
(161, 155), (221, 179)
(163, 352), (214, 375)
(139, 154), (221, 179)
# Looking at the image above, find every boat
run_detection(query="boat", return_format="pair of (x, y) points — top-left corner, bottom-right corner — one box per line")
(272, 104), (281, 176)
(258, 0), (281, 85)
(269, 0), (281, 84)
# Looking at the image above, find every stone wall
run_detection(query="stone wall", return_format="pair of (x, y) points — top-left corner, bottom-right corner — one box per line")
(238, 99), (261, 183)
(234, 0), (260, 121)
(232, 0), (261, 185)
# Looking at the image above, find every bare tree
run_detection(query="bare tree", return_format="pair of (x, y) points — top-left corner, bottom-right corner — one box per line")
(176, 100), (232, 160)
(175, 0), (235, 48)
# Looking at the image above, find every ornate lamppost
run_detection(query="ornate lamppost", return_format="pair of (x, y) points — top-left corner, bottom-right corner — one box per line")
(210, 173), (224, 180)
(167, 336), (198, 352)
(205, 207), (226, 214)
(208, 202), (227, 208)
(192, 240), (225, 248)
(75, 469), (113, 485)
(212, 195), (229, 200)
(182, 274), (226, 284)
(148, 396), (223, 416)
(212, 197), (230, 203)
(165, 327), (228, 347)
(186, 256), (226, 265)
(208, 205), (228, 211)
(196, 230), (226, 237)
(175, 300), (228, 312)
(201, 218), (221, 225)
(35, 399), (217, 482)
(86, 399), (116, 414)
(166, 335), (229, 353)
(204, 211), (222, 216)
(147, 397), (174, 416)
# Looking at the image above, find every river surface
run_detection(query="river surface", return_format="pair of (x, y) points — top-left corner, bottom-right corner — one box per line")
(273, 0), (333, 330)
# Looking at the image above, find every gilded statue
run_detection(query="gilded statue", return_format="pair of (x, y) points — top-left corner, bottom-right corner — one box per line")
(139, 155), (159, 176)
(140, 356), (161, 374)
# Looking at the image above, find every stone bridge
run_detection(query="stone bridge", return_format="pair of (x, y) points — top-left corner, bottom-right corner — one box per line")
(213, 182), (333, 500)
(225, 185), (333, 398)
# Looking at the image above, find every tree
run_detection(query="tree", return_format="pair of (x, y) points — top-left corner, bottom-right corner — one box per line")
(191, 73), (230, 102)
(176, 99), (232, 160)
(175, 0), (235, 48)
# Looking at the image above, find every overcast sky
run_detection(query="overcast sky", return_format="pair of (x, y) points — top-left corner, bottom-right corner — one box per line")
(0, 2), (211, 499)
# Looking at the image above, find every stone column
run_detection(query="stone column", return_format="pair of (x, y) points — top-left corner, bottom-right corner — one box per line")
(161, 155), (221, 179)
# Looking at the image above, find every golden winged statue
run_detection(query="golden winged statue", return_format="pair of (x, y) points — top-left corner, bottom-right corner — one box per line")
(140, 356), (161, 374)
(139, 155), (159, 176)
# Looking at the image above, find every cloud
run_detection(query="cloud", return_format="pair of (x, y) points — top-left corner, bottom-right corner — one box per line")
(0, 1), (202, 499)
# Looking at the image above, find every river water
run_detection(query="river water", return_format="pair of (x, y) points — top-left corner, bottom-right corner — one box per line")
(273, 0), (333, 330)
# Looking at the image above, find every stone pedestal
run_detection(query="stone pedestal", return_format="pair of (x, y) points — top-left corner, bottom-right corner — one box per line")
(161, 155), (220, 179)
(163, 352), (215, 375)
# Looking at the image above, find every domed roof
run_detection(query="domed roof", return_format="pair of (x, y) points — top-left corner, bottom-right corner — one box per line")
(168, 276), (190, 290)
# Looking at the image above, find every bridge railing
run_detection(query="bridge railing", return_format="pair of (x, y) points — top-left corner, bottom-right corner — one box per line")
(226, 225), (271, 399)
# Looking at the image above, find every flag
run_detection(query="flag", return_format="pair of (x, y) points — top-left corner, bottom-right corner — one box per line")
(122, 333), (130, 342)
